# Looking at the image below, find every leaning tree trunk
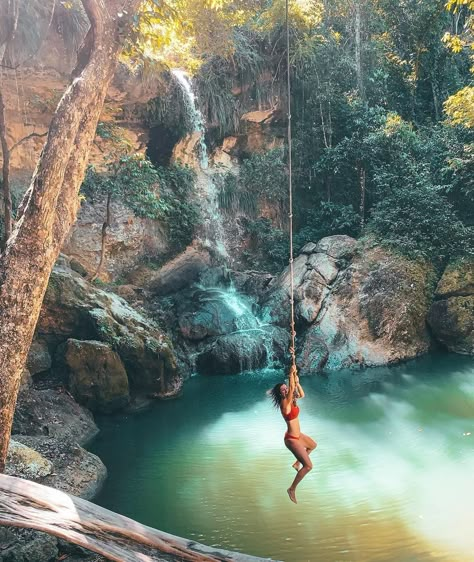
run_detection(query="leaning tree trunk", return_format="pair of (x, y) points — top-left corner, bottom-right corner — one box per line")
(0, 0), (141, 473)
(0, 90), (12, 248)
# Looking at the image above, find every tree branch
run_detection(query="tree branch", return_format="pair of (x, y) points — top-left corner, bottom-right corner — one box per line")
(10, 132), (48, 153)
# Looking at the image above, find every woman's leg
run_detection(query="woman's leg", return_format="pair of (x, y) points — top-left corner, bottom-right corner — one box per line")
(284, 439), (313, 503)
(292, 433), (317, 471)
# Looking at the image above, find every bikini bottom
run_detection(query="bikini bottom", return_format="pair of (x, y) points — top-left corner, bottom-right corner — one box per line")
(284, 432), (300, 441)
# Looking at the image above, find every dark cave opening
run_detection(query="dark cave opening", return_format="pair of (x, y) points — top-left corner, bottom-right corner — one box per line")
(146, 125), (182, 167)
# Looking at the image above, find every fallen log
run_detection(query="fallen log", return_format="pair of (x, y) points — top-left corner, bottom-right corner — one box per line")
(0, 474), (276, 562)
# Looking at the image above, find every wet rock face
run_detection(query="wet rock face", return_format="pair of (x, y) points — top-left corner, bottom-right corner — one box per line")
(174, 283), (289, 376)
(63, 339), (130, 413)
(428, 260), (474, 354)
(37, 258), (180, 397)
(264, 236), (435, 373)
(196, 332), (268, 375)
(195, 326), (289, 375)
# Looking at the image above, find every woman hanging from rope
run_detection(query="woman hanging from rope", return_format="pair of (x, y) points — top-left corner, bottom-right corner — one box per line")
(269, 363), (317, 504)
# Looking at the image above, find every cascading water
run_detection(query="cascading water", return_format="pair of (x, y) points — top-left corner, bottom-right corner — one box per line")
(191, 283), (285, 374)
(171, 69), (228, 259)
(170, 70), (284, 374)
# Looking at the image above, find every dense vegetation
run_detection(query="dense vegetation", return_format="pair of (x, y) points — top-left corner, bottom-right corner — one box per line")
(155, 0), (473, 272)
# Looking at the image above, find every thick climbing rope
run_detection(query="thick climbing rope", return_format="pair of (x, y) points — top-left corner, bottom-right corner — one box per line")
(286, 0), (296, 370)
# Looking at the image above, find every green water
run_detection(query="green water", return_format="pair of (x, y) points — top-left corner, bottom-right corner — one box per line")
(90, 354), (474, 562)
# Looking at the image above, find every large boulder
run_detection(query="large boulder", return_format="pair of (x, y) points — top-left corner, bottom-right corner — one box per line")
(265, 237), (434, 372)
(13, 388), (99, 446)
(128, 245), (211, 294)
(38, 258), (180, 396)
(10, 435), (107, 501)
(428, 260), (474, 354)
(297, 245), (434, 372)
(196, 326), (289, 375)
(26, 340), (52, 375)
(262, 235), (357, 326)
(6, 440), (53, 479)
(63, 339), (130, 413)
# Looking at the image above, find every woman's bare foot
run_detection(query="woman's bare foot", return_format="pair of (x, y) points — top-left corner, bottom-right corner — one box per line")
(287, 488), (297, 504)
(292, 461), (301, 472)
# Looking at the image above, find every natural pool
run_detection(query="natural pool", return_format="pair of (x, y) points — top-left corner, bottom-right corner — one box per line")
(90, 354), (474, 562)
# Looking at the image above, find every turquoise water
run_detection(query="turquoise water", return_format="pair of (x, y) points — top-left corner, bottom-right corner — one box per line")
(90, 354), (474, 562)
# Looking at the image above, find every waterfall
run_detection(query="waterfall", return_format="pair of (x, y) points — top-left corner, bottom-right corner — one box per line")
(171, 69), (208, 169)
(170, 71), (285, 374)
(171, 69), (228, 259)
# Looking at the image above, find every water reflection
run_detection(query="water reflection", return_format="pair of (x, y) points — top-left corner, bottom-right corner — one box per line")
(91, 355), (474, 562)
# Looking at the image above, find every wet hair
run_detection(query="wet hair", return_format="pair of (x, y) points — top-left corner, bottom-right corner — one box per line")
(268, 382), (286, 409)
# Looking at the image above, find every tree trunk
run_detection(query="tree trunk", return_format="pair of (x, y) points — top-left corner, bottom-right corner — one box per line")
(0, 0), (141, 473)
(0, 90), (12, 248)
(358, 163), (366, 229)
(354, 0), (365, 102)
(91, 191), (112, 282)
(0, 474), (274, 562)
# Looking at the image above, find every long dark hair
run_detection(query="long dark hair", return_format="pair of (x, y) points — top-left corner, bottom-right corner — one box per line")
(269, 382), (285, 409)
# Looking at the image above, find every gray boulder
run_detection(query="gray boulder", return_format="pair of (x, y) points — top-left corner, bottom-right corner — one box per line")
(13, 388), (98, 446)
(63, 339), (130, 413)
(6, 440), (53, 480)
(38, 259), (180, 396)
(298, 245), (434, 372)
(262, 235), (356, 326)
(26, 340), (52, 375)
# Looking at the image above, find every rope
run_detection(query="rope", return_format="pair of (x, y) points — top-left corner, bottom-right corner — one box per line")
(286, 0), (296, 370)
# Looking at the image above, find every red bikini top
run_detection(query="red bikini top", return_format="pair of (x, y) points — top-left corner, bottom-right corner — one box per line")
(282, 403), (299, 422)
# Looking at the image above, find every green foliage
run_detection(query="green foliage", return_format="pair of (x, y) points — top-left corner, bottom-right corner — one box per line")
(242, 218), (289, 273)
(156, 164), (201, 253)
(294, 203), (360, 250)
(195, 28), (265, 136)
(218, 148), (287, 215)
(82, 155), (167, 220)
(367, 185), (473, 262)
(81, 157), (200, 254)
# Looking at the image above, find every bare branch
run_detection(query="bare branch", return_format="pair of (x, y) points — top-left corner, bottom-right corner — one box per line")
(10, 132), (48, 153)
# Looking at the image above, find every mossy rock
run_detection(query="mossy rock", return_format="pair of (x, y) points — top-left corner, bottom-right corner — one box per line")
(64, 339), (130, 413)
(435, 260), (474, 297)
(38, 261), (181, 396)
(428, 296), (474, 354)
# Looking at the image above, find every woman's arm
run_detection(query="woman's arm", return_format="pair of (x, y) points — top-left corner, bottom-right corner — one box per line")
(288, 364), (297, 396)
(281, 365), (297, 413)
(295, 374), (305, 399)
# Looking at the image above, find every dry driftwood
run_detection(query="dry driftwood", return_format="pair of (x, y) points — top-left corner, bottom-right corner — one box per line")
(0, 474), (276, 562)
